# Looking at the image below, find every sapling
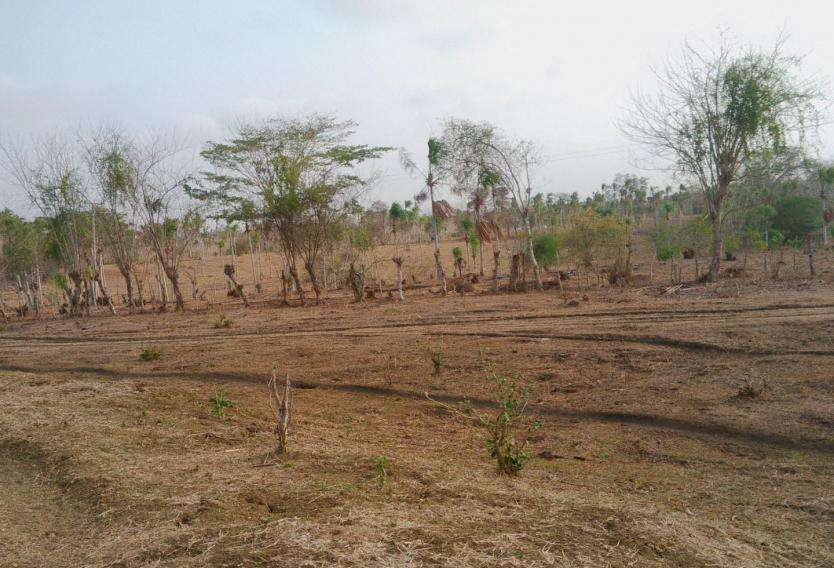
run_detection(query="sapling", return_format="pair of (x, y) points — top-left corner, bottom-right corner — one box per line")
(139, 346), (163, 361)
(429, 370), (542, 475)
(374, 455), (390, 488)
(210, 391), (233, 418)
(425, 343), (444, 380)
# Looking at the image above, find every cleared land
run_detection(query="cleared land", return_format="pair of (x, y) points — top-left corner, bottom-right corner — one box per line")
(1, 258), (833, 566)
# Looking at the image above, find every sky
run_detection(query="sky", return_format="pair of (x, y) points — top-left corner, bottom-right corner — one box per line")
(1, 0), (833, 215)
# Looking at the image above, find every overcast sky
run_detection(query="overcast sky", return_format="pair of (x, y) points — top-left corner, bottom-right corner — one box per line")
(2, 0), (833, 215)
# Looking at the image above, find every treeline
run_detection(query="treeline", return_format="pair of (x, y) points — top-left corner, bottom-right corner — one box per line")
(1, 35), (832, 320)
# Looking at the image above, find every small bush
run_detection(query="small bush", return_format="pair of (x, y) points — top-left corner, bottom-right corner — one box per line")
(430, 370), (542, 475)
(425, 344), (444, 379)
(214, 314), (234, 328)
(736, 376), (767, 399)
(533, 233), (559, 267)
(210, 391), (233, 418)
(374, 455), (390, 487)
(139, 346), (163, 361)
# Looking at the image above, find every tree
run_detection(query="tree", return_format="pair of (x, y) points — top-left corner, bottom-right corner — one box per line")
(1, 135), (92, 315)
(120, 135), (201, 312)
(0, 209), (47, 315)
(533, 233), (559, 268)
(452, 246), (464, 277)
(199, 115), (389, 305)
(773, 195), (822, 243)
(818, 166), (834, 247)
(441, 119), (544, 289)
(623, 36), (822, 282)
(401, 139), (451, 295)
(388, 201), (409, 300)
(82, 128), (143, 313)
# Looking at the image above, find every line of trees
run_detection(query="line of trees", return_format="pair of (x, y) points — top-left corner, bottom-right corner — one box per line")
(1, 36), (830, 318)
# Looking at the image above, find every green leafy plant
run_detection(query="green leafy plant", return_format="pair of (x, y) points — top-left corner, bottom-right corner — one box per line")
(429, 370), (542, 475)
(533, 233), (559, 268)
(210, 391), (233, 418)
(139, 346), (163, 361)
(214, 313), (234, 328)
(374, 455), (390, 487)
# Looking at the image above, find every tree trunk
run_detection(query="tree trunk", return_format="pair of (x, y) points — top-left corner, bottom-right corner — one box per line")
(523, 216), (542, 290)
(162, 265), (185, 312)
(134, 272), (145, 312)
(288, 256), (305, 305)
(393, 258), (404, 301)
(348, 263), (365, 303)
(708, 214), (722, 283)
(122, 269), (134, 314)
(280, 268), (289, 305)
(304, 260), (322, 304)
(429, 183), (447, 296)
(492, 245), (501, 292)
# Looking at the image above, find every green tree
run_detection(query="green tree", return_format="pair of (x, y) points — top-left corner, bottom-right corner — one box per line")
(623, 37), (823, 281)
(773, 195), (822, 243)
(198, 114), (390, 304)
(532, 233), (559, 268)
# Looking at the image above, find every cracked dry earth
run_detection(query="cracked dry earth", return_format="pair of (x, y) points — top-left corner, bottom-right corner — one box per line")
(0, 282), (832, 566)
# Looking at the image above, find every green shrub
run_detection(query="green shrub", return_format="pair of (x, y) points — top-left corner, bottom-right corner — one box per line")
(139, 346), (163, 361)
(430, 370), (542, 475)
(773, 195), (822, 242)
(374, 455), (390, 487)
(210, 391), (233, 418)
(533, 233), (559, 267)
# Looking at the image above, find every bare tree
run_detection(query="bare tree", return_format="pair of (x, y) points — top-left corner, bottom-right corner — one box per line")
(441, 119), (544, 289)
(268, 371), (291, 455)
(622, 36), (823, 282)
(1, 135), (91, 315)
(123, 135), (202, 312)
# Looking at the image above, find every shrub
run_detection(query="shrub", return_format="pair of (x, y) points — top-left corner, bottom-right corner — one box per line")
(565, 209), (627, 267)
(533, 233), (559, 267)
(736, 376), (768, 399)
(139, 346), (163, 361)
(429, 370), (542, 475)
(425, 344), (444, 379)
(210, 391), (233, 418)
(374, 455), (390, 487)
(773, 195), (822, 242)
(214, 313), (234, 328)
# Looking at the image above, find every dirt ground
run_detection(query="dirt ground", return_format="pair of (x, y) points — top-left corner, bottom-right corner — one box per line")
(1, 252), (833, 566)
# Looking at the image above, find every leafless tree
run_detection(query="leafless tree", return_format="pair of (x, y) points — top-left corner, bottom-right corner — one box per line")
(122, 134), (202, 311)
(1, 134), (91, 315)
(441, 119), (544, 289)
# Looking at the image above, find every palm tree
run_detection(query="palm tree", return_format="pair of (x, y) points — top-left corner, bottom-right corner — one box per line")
(401, 139), (451, 295)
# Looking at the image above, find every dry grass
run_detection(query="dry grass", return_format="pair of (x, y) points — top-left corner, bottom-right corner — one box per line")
(1, 245), (833, 566)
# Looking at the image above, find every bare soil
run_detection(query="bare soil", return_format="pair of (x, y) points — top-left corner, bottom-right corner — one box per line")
(1, 253), (833, 566)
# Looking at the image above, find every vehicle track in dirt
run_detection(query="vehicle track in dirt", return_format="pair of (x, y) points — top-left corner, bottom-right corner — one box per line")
(3, 301), (834, 352)
(2, 362), (833, 456)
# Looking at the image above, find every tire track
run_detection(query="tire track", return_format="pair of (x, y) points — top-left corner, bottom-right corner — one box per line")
(3, 302), (833, 349)
(2, 362), (833, 456)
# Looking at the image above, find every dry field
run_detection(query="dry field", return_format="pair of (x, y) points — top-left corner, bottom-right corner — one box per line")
(1, 248), (833, 567)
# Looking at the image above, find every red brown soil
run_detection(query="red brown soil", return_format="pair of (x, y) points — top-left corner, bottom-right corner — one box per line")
(1, 248), (833, 566)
